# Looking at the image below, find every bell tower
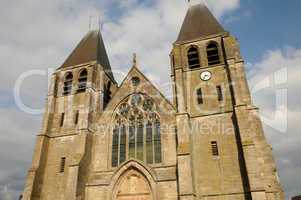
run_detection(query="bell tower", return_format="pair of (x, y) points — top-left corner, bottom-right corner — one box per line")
(22, 30), (118, 200)
(171, 4), (284, 200)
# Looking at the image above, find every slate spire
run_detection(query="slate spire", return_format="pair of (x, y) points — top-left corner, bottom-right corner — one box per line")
(60, 30), (114, 80)
(176, 3), (225, 43)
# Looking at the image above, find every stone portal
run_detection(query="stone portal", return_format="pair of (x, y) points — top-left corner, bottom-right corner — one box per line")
(115, 170), (152, 200)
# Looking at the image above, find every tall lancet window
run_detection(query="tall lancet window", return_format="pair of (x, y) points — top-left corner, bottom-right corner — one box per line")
(63, 72), (73, 95)
(146, 121), (153, 164)
(77, 69), (88, 93)
(207, 42), (220, 66)
(111, 93), (162, 167)
(103, 82), (112, 108)
(187, 46), (200, 69)
(154, 119), (162, 163)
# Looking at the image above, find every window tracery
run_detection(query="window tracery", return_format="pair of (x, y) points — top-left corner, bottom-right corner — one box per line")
(111, 93), (162, 167)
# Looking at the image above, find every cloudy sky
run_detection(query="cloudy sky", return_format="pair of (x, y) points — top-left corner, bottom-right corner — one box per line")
(0, 0), (300, 199)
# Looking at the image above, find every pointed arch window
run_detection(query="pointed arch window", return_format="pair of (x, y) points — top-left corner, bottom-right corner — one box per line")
(104, 82), (112, 108)
(154, 119), (162, 163)
(63, 72), (73, 95)
(146, 121), (153, 164)
(207, 42), (220, 66)
(77, 69), (88, 93)
(112, 127), (119, 167)
(188, 46), (200, 69)
(111, 94), (162, 167)
(119, 124), (127, 164)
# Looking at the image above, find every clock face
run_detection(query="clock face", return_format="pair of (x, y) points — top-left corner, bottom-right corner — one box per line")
(200, 71), (212, 81)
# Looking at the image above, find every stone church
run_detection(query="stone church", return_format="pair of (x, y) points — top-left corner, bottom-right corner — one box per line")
(22, 3), (284, 200)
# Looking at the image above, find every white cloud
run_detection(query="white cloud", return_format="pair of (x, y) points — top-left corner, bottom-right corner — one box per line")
(0, 0), (300, 198)
(10, 0), (301, 199)
(103, 0), (240, 96)
(248, 47), (301, 199)
(0, 185), (14, 200)
(196, 0), (240, 18)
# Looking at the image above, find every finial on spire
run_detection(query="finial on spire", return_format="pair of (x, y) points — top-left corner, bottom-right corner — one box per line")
(188, 0), (206, 6)
(88, 11), (103, 31)
(133, 53), (137, 67)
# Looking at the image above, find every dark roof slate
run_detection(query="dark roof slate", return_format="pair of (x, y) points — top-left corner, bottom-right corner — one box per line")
(60, 30), (114, 80)
(176, 4), (225, 43)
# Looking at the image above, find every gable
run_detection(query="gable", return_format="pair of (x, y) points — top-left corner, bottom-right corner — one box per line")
(99, 66), (175, 123)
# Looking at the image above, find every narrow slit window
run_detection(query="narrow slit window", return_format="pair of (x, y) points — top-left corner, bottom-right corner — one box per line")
(197, 88), (203, 104)
(207, 43), (220, 66)
(60, 157), (66, 173)
(216, 86), (223, 101)
(188, 46), (200, 69)
(74, 111), (79, 124)
(60, 113), (65, 127)
(211, 141), (219, 156)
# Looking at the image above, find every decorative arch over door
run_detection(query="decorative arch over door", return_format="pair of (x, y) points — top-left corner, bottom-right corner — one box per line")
(114, 169), (152, 200)
(110, 160), (157, 200)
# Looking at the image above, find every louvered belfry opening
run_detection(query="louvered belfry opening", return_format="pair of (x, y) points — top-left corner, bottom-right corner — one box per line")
(188, 46), (201, 69)
(207, 43), (220, 66)
(211, 141), (219, 156)
(59, 157), (66, 173)
(77, 69), (88, 93)
(63, 72), (73, 95)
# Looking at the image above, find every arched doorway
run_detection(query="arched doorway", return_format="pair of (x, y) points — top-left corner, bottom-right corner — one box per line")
(114, 169), (152, 200)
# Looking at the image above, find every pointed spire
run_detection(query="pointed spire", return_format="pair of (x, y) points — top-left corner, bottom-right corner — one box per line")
(176, 3), (225, 43)
(60, 30), (115, 80)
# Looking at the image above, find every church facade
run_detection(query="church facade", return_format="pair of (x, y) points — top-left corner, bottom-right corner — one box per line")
(22, 4), (284, 200)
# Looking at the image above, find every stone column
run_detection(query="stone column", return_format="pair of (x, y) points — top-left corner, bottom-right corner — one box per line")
(176, 113), (195, 200)
(234, 106), (267, 200)
(22, 135), (49, 200)
(66, 154), (83, 200)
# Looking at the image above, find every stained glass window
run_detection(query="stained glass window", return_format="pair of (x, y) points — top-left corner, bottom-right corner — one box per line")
(146, 121), (153, 164)
(112, 127), (119, 167)
(154, 119), (162, 163)
(111, 93), (162, 167)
